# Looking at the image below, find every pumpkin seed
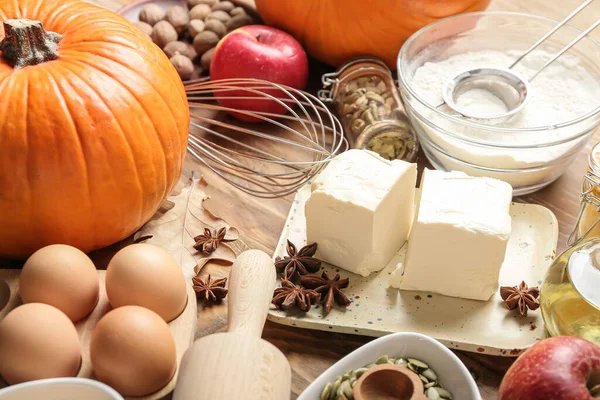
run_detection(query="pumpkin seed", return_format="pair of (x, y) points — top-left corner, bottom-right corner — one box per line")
(340, 380), (353, 399)
(332, 377), (342, 397)
(419, 374), (429, 384)
(424, 381), (437, 389)
(375, 355), (389, 364)
(395, 358), (408, 367)
(342, 371), (352, 381)
(336, 395), (348, 400)
(426, 387), (441, 400)
(421, 368), (438, 382)
(321, 382), (332, 400)
(408, 358), (429, 370)
(354, 367), (368, 378)
(434, 387), (453, 399)
(407, 363), (418, 373)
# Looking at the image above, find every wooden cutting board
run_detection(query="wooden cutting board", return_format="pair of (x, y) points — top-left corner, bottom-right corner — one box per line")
(0, 270), (197, 400)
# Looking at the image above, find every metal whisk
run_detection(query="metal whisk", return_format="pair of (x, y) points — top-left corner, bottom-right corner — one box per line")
(184, 78), (348, 198)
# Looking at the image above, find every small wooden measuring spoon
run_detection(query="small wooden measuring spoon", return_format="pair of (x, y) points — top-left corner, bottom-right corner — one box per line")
(353, 364), (428, 400)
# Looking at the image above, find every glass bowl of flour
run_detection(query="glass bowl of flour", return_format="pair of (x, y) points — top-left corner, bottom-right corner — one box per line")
(397, 12), (600, 195)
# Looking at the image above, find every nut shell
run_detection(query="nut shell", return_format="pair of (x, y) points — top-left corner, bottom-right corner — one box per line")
(189, 0), (217, 8)
(139, 4), (165, 26)
(230, 7), (246, 17)
(193, 30), (220, 54)
(135, 21), (153, 37)
(170, 54), (194, 81)
(189, 3), (211, 20)
(163, 41), (191, 58)
(188, 19), (206, 37)
(226, 14), (252, 32)
(151, 20), (178, 49)
(204, 19), (226, 38)
(201, 47), (216, 70)
(212, 1), (234, 12)
(166, 6), (190, 33)
(206, 10), (231, 23)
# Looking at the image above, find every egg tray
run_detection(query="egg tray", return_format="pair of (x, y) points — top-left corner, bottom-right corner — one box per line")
(0, 270), (197, 399)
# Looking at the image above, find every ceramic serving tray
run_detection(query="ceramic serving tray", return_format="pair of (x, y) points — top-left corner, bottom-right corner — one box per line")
(268, 184), (559, 356)
(0, 270), (197, 400)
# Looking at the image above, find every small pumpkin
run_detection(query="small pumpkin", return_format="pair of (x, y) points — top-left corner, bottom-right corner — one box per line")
(254, 0), (491, 69)
(0, 0), (189, 259)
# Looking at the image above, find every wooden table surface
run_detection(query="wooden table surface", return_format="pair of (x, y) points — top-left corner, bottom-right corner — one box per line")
(83, 0), (600, 398)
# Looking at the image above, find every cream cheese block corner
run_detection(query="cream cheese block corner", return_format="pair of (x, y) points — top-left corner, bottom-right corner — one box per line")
(305, 149), (417, 277)
(393, 169), (512, 301)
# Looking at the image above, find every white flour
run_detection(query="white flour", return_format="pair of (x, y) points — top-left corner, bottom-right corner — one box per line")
(411, 49), (599, 128)
(406, 49), (600, 192)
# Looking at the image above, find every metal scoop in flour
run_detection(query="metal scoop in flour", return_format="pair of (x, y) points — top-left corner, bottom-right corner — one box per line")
(441, 0), (599, 121)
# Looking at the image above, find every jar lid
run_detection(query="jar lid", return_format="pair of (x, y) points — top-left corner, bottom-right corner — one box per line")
(568, 240), (600, 309)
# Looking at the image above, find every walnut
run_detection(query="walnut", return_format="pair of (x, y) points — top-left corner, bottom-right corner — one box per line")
(193, 30), (219, 55)
(170, 54), (194, 81)
(151, 20), (178, 49)
(165, 6), (190, 34)
(201, 47), (216, 70)
(135, 21), (153, 37)
(188, 19), (205, 37)
(139, 4), (165, 26)
(189, 4), (211, 20)
(206, 10), (231, 24)
(212, 1), (234, 12)
(226, 14), (252, 32)
(188, 0), (217, 8)
(204, 19), (226, 38)
(230, 7), (246, 17)
(187, 42), (198, 61)
(163, 41), (190, 58)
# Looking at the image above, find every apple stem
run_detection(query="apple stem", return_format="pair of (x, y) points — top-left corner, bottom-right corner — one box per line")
(590, 383), (600, 398)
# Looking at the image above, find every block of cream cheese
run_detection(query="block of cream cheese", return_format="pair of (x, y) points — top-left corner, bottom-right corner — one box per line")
(305, 149), (417, 277)
(392, 169), (512, 301)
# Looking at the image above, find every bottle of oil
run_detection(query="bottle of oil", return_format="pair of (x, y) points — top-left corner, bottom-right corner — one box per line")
(541, 141), (600, 345)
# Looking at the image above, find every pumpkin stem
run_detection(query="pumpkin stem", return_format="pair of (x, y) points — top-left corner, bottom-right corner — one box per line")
(1, 19), (62, 69)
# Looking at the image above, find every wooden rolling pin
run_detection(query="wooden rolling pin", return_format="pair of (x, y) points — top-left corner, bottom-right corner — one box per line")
(173, 250), (291, 400)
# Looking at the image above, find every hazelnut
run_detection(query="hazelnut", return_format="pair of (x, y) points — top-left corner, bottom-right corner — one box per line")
(206, 10), (231, 24)
(212, 1), (234, 12)
(226, 14), (252, 32)
(187, 42), (198, 61)
(188, 19), (205, 37)
(170, 54), (194, 81)
(188, 0), (217, 8)
(165, 6), (190, 34)
(163, 41), (190, 58)
(189, 4), (211, 20)
(229, 7), (246, 17)
(201, 47), (216, 70)
(204, 19), (226, 38)
(193, 30), (219, 55)
(190, 66), (204, 80)
(135, 21), (153, 37)
(151, 20), (178, 48)
(139, 4), (165, 26)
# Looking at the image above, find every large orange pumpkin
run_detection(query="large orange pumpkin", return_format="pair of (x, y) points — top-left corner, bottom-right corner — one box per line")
(0, 0), (189, 259)
(254, 0), (490, 69)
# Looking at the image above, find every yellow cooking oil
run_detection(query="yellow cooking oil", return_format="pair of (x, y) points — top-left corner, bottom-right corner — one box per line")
(541, 238), (600, 345)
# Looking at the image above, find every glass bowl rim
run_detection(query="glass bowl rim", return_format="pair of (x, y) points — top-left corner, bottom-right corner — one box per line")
(398, 11), (600, 134)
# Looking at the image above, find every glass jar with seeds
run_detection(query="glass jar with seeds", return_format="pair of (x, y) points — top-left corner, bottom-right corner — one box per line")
(318, 58), (419, 162)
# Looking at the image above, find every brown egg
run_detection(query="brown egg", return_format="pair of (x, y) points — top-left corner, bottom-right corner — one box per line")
(90, 306), (177, 397)
(106, 244), (187, 322)
(20, 244), (99, 322)
(0, 303), (81, 384)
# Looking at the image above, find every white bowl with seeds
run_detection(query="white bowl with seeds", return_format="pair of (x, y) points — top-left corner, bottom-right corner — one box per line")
(298, 332), (480, 400)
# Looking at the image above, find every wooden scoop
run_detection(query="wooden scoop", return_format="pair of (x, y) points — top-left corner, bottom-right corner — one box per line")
(353, 364), (428, 400)
(173, 250), (291, 400)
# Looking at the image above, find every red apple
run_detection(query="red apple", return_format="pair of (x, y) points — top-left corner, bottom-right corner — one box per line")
(210, 25), (309, 122)
(498, 336), (600, 400)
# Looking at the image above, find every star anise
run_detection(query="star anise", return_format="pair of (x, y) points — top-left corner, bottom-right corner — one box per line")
(192, 274), (228, 302)
(194, 227), (227, 255)
(275, 240), (321, 280)
(500, 281), (540, 317)
(272, 279), (320, 312)
(301, 272), (352, 313)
